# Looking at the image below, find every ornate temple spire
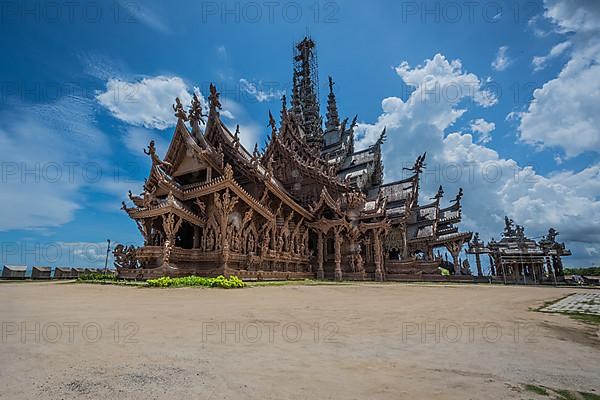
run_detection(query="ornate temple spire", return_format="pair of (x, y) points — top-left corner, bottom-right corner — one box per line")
(203, 83), (223, 145)
(187, 93), (206, 141)
(233, 124), (240, 149)
(291, 70), (301, 116)
(208, 83), (222, 112)
(293, 37), (322, 148)
(280, 94), (288, 124)
(188, 93), (206, 126)
(325, 76), (340, 132)
(370, 127), (387, 186)
(268, 110), (277, 138)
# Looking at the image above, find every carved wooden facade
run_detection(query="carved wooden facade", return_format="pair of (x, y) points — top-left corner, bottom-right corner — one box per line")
(116, 38), (473, 281)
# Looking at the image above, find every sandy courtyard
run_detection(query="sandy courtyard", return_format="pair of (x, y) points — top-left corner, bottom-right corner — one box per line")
(0, 282), (598, 399)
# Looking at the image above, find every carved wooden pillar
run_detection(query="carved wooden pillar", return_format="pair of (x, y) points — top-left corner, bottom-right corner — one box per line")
(349, 237), (356, 273)
(214, 189), (238, 272)
(222, 242), (230, 272)
(334, 227), (343, 281)
(140, 220), (152, 246)
(446, 241), (462, 275)
(401, 226), (408, 260)
(206, 166), (212, 182)
(374, 229), (383, 281)
(161, 213), (182, 267)
(556, 256), (564, 277)
(427, 247), (434, 261)
(475, 253), (482, 276)
(317, 230), (324, 279)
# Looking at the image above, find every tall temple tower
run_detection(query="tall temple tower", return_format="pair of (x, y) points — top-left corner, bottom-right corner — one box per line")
(291, 37), (323, 151)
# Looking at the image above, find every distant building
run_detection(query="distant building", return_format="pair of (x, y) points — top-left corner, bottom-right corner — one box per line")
(467, 217), (571, 283)
(53, 267), (76, 279)
(2, 265), (27, 279)
(31, 266), (51, 280)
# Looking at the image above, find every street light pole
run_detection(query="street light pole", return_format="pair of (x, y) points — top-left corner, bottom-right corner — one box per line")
(104, 239), (111, 275)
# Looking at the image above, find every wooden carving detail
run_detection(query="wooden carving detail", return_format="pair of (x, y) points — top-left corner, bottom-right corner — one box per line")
(173, 97), (188, 121)
(214, 189), (238, 251)
(113, 244), (140, 269)
(161, 213), (182, 265)
(144, 140), (172, 171)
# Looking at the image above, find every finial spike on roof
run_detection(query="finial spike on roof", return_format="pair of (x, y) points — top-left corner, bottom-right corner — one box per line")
(268, 110), (277, 137)
(208, 83), (222, 111)
(173, 97), (188, 121)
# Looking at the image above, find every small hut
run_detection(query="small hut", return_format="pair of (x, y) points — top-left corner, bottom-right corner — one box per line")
(31, 266), (51, 280)
(72, 268), (86, 278)
(2, 265), (27, 279)
(53, 267), (75, 279)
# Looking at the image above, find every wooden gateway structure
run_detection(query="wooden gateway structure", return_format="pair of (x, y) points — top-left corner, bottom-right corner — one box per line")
(116, 37), (472, 281)
(467, 217), (571, 283)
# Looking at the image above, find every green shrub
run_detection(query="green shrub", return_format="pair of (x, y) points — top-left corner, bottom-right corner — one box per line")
(523, 384), (548, 396)
(146, 275), (246, 289)
(78, 272), (118, 281)
(564, 267), (600, 276)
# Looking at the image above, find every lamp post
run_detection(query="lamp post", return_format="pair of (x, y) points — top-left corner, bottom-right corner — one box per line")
(104, 239), (111, 275)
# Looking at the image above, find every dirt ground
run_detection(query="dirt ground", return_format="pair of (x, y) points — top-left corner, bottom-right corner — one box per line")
(0, 282), (598, 400)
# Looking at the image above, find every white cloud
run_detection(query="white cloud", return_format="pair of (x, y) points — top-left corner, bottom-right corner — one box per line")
(97, 76), (192, 130)
(123, 126), (170, 159)
(0, 97), (108, 231)
(491, 46), (512, 71)
(469, 118), (495, 144)
(357, 53), (496, 152)
(553, 154), (564, 165)
(237, 123), (262, 151)
(532, 41), (572, 71)
(543, 0), (600, 33)
(217, 45), (227, 57)
(518, 0), (600, 157)
(124, 1), (170, 33)
(239, 78), (285, 103)
(355, 52), (600, 266)
(528, 15), (552, 37)
(96, 76), (248, 134)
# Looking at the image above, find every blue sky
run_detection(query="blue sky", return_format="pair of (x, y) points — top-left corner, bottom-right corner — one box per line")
(1, 0), (599, 268)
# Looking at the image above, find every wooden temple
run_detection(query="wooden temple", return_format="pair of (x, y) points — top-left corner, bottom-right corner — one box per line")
(116, 37), (473, 281)
(467, 217), (571, 283)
